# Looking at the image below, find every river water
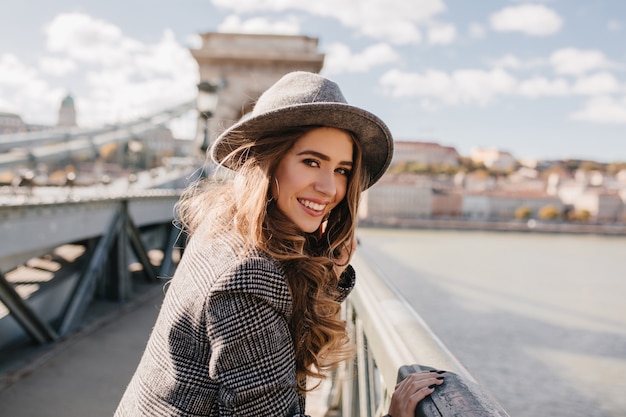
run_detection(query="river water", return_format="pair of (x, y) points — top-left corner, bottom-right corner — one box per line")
(355, 227), (626, 417)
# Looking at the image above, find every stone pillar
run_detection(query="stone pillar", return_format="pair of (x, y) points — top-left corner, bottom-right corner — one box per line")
(190, 33), (325, 154)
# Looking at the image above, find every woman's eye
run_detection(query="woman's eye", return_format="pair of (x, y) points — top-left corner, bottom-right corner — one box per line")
(336, 167), (351, 176)
(303, 158), (320, 167)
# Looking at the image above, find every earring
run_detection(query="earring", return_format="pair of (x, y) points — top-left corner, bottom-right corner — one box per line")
(274, 177), (280, 198)
(317, 211), (331, 239)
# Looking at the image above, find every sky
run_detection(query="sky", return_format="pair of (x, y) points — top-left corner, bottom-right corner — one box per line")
(1, 0), (625, 163)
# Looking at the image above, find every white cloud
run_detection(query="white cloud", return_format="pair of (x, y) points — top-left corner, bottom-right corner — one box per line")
(517, 77), (569, 98)
(378, 63), (626, 125)
(490, 4), (563, 36)
(488, 54), (545, 71)
(468, 22), (486, 39)
(211, 0), (447, 44)
(0, 53), (65, 120)
(18, 12), (200, 126)
(212, 0), (445, 22)
(135, 29), (198, 78)
(185, 34), (203, 50)
(572, 72), (622, 96)
(427, 22), (456, 45)
(0, 54), (41, 87)
(570, 96), (626, 124)
(44, 13), (142, 66)
(323, 42), (399, 75)
(38, 56), (77, 76)
(76, 28), (198, 125)
(491, 54), (523, 70)
(360, 16), (424, 45)
(217, 14), (301, 35)
(379, 66), (624, 104)
(607, 19), (623, 32)
(380, 68), (517, 106)
(550, 48), (616, 76)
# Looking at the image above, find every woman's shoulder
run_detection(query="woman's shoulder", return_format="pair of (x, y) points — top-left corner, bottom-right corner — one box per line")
(212, 249), (287, 294)
(208, 250), (293, 316)
(181, 228), (291, 308)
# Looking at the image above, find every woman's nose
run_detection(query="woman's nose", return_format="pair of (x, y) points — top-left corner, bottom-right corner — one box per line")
(314, 170), (336, 196)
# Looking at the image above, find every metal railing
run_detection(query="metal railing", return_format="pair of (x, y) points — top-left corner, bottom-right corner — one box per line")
(0, 194), (182, 350)
(328, 254), (511, 417)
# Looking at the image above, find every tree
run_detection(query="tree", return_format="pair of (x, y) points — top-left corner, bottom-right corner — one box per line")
(574, 209), (591, 222)
(515, 206), (532, 220)
(538, 205), (560, 221)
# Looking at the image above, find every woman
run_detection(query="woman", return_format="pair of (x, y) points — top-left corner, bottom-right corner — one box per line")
(115, 71), (442, 417)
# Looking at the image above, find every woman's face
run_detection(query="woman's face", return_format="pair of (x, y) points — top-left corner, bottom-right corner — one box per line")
(272, 127), (354, 233)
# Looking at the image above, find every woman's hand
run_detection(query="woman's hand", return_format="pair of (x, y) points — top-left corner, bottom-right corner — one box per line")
(333, 235), (357, 277)
(386, 371), (445, 417)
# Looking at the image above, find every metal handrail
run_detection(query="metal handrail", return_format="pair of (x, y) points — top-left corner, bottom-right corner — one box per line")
(333, 253), (510, 417)
(0, 196), (181, 349)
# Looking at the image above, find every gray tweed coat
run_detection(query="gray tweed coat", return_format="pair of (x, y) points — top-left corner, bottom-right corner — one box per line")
(114, 228), (355, 417)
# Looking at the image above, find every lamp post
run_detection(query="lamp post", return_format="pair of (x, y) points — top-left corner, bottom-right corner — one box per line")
(196, 81), (220, 154)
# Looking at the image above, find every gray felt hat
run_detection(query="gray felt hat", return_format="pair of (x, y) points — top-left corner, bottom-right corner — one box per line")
(210, 71), (394, 189)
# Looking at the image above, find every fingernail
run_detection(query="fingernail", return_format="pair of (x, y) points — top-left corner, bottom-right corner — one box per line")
(429, 370), (439, 373)
(428, 384), (437, 389)
(436, 370), (446, 374)
(436, 377), (445, 380)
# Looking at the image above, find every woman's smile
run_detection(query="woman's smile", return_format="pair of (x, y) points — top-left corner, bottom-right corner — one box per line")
(298, 198), (327, 214)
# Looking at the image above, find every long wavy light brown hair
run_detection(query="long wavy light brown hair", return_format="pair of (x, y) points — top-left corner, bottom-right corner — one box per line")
(176, 125), (366, 391)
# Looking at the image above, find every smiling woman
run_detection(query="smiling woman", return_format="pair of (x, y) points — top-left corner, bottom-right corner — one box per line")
(114, 71), (442, 417)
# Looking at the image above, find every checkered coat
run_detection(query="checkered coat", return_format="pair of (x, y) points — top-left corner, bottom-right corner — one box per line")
(114, 229), (355, 417)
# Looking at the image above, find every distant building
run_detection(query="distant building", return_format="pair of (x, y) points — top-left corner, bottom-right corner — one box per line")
(470, 147), (517, 171)
(574, 190), (624, 222)
(454, 170), (497, 191)
(392, 141), (460, 167)
(0, 112), (27, 134)
(58, 94), (77, 127)
(361, 176), (433, 222)
(463, 190), (563, 220)
(432, 189), (463, 218)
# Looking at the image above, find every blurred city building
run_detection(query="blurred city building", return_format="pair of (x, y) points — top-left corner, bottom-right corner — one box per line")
(57, 94), (77, 127)
(0, 112), (27, 134)
(392, 141), (460, 167)
(470, 147), (517, 172)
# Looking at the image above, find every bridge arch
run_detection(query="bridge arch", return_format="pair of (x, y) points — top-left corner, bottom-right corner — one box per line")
(190, 32), (325, 153)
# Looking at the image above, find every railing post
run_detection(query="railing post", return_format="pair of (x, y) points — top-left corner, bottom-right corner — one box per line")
(113, 201), (132, 300)
(125, 204), (158, 283)
(58, 205), (125, 335)
(160, 224), (184, 279)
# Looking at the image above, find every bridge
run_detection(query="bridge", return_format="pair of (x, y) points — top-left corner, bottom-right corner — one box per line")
(0, 186), (508, 417)
(0, 33), (510, 417)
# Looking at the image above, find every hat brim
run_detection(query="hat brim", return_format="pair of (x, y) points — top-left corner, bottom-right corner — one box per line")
(210, 102), (394, 189)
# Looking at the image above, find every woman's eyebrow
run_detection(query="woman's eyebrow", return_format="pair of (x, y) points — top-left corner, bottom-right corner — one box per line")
(296, 150), (353, 166)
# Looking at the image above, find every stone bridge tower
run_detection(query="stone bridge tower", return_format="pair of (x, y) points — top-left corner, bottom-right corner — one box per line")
(190, 33), (325, 154)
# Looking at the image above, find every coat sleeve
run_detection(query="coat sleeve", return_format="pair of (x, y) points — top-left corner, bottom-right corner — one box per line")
(206, 256), (307, 417)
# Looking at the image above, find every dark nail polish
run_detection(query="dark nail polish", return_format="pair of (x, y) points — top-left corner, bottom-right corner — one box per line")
(436, 370), (446, 374)
(428, 384), (437, 389)
(429, 370), (438, 373)
(436, 376), (445, 380)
